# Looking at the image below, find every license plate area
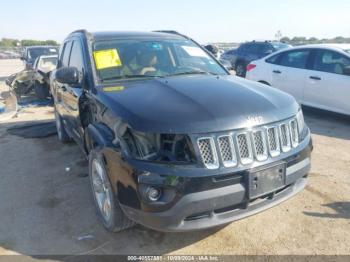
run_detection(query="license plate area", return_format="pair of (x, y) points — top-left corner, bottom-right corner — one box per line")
(249, 162), (286, 199)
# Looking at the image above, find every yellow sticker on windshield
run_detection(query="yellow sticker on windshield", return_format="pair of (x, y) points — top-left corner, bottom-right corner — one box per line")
(103, 86), (124, 92)
(93, 49), (122, 69)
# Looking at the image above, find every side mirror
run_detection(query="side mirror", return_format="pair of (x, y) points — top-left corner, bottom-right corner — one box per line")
(20, 56), (25, 61)
(343, 66), (350, 76)
(55, 67), (80, 85)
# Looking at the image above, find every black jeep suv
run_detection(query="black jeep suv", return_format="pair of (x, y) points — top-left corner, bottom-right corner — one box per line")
(221, 41), (291, 77)
(51, 30), (312, 232)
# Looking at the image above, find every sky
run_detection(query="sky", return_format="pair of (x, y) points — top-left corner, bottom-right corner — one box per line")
(1, 0), (349, 44)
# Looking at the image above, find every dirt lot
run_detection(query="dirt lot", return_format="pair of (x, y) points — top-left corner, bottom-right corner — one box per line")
(0, 59), (349, 258)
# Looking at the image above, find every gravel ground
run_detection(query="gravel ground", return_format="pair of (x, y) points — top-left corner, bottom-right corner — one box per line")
(0, 60), (349, 259)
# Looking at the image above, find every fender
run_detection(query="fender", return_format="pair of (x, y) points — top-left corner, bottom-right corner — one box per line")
(86, 123), (115, 149)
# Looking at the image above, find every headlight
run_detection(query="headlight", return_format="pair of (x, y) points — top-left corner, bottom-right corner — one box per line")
(296, 109), (305, 134)
(121, 129), (196, 163)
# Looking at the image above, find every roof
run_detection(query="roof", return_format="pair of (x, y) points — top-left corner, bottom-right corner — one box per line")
(70, 30), (185, 41)
(24, 46), (58, 49)
(293, 43), (350, 51)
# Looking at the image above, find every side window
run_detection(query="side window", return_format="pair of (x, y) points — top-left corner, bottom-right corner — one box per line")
(69, 40), (84, 72)
(265, 53), (281, 64)
(279, 50), (310, 69)
(61, 41), (72, 67)
(313, 49), (350, 75)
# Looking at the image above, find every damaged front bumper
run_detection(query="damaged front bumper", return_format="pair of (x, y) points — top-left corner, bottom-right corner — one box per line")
(119, 132), (312, 232)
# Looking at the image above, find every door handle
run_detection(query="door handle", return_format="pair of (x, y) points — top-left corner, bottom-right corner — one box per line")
(309, 76), (321, 80)
(273, 70), (281, 74)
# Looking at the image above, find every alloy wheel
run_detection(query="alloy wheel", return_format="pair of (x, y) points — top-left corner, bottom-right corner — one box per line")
(91, 158), (112, 222)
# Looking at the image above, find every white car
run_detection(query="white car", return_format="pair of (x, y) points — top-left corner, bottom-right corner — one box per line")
(246, 44), (350, 116)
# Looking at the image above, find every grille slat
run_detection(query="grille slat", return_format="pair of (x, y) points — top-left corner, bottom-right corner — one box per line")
(280, 123), (291, 152)
(289, 119), (299, 148)
(218, 135), (237, 167)
(236, 133), (253, 164)
(197, 118), (300, 169)
(197, 138), (219, 169)
(252, 130), (268, 161)
(267, 126), (281, 157)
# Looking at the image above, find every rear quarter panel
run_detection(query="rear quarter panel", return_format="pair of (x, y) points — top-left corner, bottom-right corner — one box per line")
(246, 59), (272, 85)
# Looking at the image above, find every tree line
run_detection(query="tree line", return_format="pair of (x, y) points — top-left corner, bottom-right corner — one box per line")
(0, 38), (59, 47)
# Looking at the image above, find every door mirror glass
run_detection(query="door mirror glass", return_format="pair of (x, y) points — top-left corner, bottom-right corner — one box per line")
(55, 67), (79, 85)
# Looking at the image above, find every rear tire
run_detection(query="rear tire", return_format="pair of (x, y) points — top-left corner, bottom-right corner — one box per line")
(89, 149), (136, 232)
(235, 62), (246, 78)
(54, 108), (71, 143)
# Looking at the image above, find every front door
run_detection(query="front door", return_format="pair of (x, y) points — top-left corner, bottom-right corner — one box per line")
(303, 49), (350, 115)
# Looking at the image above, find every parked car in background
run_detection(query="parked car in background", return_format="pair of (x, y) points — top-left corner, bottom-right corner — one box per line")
(32, 55), (58, 99)
(221, 41), (291, 77)
(204, 44), (224, 59)
(0, 50), (21, 59)
(246, 44), (350, 116)
(7, 54), (58, 99)
(51, 30), (311, 233)
(203, 44), (232, 70)
(21, 46), (58, 69)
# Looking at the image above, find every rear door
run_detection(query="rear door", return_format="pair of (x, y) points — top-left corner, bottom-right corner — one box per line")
(54, 40), (73, 123)
(268, 49), (310, 102)
(303, 49), (350, 114)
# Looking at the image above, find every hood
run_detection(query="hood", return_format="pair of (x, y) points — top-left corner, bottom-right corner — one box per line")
(97, 75), (299, 134)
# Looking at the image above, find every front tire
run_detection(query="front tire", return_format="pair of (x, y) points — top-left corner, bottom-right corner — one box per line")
(89, 149), (135, 232)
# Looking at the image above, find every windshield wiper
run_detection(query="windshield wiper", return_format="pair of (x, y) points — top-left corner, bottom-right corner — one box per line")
(101, 74), (158, 82)
(169, 71), (217, 77)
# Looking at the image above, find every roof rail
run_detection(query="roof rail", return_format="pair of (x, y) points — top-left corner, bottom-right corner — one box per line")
(69, 29), (89, 36)
(153, 30), (190, 39)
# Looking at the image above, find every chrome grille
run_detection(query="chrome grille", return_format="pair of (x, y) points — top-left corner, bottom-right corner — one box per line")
(236, 133), (253, 164)
(196, 117), (300, 169)
(218, 135), (237, 167)
(252, 130), (268, 161)
(267, 126), (280, 157)
(197, 137), (218, 169)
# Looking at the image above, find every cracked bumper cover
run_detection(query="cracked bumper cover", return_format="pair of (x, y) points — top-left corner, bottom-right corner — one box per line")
(121, 154), (311, 232)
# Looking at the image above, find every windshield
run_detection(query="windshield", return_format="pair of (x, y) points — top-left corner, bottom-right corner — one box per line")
(92, 38), (228, 82)
(271, 42), (290, 51)
(27, 47), (58, 61)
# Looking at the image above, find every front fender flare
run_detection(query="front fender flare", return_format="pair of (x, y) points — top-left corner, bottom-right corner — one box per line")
(86, 123), (115, 150)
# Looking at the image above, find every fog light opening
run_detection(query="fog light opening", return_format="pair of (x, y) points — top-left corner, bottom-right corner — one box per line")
(146, 186), (162, 201)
